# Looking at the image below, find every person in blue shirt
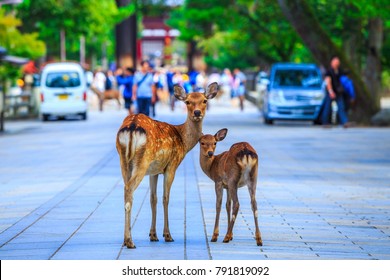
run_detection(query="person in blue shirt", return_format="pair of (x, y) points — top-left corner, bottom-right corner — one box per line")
(117, 67), (135, 115)
(132, 61), (156, 117)
(321, 56), (350, 127)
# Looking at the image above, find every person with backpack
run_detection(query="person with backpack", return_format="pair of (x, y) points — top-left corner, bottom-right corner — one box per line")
(132, 61), (156, 117)
(321, 56), (350, 128)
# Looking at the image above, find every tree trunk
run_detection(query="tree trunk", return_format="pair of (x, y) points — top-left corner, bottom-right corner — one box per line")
(278, 0), (380, 123)
(60, 28), (66, 61)
(187, 40), (196, 72)
(115, 0), (137, 68)
(343, 4), (362, 72)
(80, 35), (86, 66)
(364, 18), (383, 104)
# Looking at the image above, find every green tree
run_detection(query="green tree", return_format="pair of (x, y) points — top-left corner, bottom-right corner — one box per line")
(16, 0), (134, 65)
(168, 0), (309, 70)
(278, 0), (390, 122)
(0, 8), (46, 131)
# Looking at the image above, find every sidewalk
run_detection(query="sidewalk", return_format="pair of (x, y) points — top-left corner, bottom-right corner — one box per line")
(0, 98), (389, 260)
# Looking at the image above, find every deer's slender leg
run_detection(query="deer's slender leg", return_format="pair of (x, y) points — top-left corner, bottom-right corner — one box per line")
(149, 174), (159, 241)
(162, 166), (177, 242)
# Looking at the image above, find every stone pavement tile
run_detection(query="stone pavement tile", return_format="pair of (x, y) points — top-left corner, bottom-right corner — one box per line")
(258, 246), (318, 260)
(369, 254), (390, 260)
(0, 241), (63, 252)
(306, 242), (364, 254)
(315, 251), (374, 260)
(51, 243), (120, 260)
(119, 239), (186, 260)
(0, 248), (56, 260)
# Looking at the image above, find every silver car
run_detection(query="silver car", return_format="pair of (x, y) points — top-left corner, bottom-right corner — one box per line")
(262, 63), (324, 125)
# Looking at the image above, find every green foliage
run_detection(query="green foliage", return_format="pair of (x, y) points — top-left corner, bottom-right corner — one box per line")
(0, 9), (46, 59)
(307, 0), (390, 71)
(0, 8), (46, 82)
(168, 0), (310, 69)
(16, 0), (135, 62)
(169, 0), (389, 74)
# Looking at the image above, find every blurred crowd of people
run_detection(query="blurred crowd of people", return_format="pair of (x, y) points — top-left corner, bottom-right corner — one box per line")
(90, 62), (249, 117)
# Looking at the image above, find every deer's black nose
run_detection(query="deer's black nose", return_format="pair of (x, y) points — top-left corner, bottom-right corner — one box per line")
(208, 151), (213, 157)
(194, 110), (201, 117)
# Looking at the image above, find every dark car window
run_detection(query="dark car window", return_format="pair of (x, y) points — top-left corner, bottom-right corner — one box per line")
(273, 69), (322, 88)
(46, 72), (81, 88)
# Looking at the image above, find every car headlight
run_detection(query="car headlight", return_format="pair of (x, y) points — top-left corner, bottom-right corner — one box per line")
(313, 91), (324, 100)
(269, 90), (283, 103)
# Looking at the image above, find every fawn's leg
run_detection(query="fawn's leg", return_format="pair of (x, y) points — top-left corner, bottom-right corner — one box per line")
(223, 184), (239, 243)
(248, 178), (263, 246)
(225, 188), (233, 240)
(211, 182), (223, 242)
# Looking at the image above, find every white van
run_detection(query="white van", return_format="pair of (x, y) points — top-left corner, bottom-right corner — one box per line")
(40, 62), (88, 121)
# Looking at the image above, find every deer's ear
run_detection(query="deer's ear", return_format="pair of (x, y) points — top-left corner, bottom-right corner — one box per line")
(215, 128), (228, 142)
(198, 133), (204, 142)
(205, 82), (219, 99)
(174, 84), (187, 101)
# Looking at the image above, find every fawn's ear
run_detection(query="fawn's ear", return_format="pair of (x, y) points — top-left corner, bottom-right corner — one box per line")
(214, 128), (228, 142)
(198, 133), (204, 142)
(205, 82), (219, 99)
(174, 84), (187, 101)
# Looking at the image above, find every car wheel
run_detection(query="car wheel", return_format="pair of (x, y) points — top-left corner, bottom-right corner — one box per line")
(264, 117), (273, 125)
(313, 117), (322, 125)
(42, 114), (50, 122)
(80, 112), (87, 120)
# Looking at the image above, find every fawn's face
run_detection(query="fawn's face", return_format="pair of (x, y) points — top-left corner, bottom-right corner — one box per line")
(199, 134), (217, 158)
(199, 128), (228, 158)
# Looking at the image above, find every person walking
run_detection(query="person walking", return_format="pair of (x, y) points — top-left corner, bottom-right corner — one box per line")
(132, 61), (156, 117)
(221, 68), (234, 98)
(117, 67), (135, 115)
(321, 56), (350, 127)
(233, 68), (246, 111)
(166, 67), (175, 111)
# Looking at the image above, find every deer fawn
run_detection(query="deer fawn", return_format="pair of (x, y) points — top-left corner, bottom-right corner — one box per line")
(198, 128), (263, 246)
(116, 83), (218, 248)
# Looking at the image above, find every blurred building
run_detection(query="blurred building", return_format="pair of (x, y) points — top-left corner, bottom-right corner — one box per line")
(140, 16), (180, 66)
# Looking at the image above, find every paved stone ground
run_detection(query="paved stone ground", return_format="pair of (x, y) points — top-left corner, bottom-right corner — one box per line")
(0, 97), (389, 260)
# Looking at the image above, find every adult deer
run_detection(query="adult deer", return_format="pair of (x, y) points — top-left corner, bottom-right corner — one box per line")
(116, 83), (218, 248)
(90, 86), (121, 111)
(198, 128), (263, 246)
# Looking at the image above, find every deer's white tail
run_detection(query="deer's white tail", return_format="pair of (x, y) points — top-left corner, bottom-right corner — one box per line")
(117, 124), (147, 161)
(237, 148), (258, 170)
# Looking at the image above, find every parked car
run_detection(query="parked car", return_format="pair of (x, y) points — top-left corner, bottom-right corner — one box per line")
(262, 63), (324, 124)
(40, 62), (88, 121)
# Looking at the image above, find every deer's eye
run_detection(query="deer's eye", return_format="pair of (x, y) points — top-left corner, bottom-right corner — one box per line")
(214, 142), (216, 146)
(201, 142), (205, 146)
(185, 101), (190, 105)
(203, 99), (207, 104)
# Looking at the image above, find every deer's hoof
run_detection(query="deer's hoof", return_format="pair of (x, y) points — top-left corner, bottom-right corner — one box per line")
(124, 238), (136, 249)
(223, 234), (233, 243)
(256, 238), (263, 246)
(163, 233), (174, 242)
(211, 234), (219, 242)
(149, 233), (159, 242)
